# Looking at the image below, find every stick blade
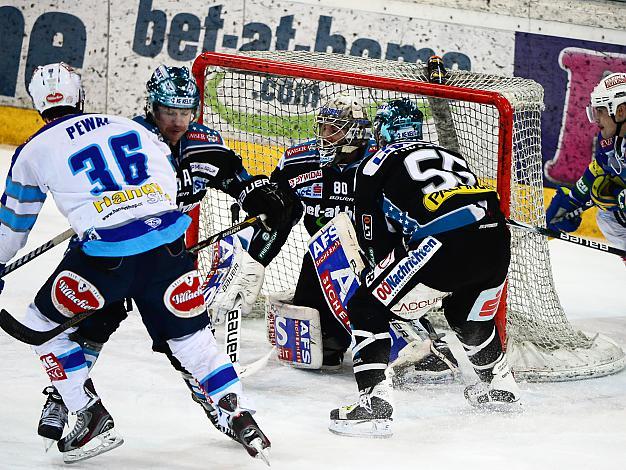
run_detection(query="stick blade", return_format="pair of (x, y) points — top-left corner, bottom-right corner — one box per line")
(0, 309), (48, 345)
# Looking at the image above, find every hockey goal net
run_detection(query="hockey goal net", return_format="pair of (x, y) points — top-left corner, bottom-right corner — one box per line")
(190, 50), (625, 382)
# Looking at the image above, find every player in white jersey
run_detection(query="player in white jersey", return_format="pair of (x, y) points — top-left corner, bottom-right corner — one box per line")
(0, 63), (270, 464)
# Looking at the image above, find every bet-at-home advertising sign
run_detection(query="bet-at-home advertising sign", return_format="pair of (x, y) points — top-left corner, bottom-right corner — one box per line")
(1, 0), (511, 118)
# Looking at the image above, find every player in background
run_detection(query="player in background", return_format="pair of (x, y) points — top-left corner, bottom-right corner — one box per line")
(329, 98), (521, 438)
(546, 73), (626, 259)
(2, 62), (271, 463)
(35, 64), (296, 451)
(268, 94), (458, 380)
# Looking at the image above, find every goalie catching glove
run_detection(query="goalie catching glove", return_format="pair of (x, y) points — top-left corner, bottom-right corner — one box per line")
(202, 235), (265, 325)
(237, 175), (296, 229)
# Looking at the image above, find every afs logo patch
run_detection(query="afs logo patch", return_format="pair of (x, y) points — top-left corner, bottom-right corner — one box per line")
(164, 271), (205, 318)
(52, 271), (104, 317)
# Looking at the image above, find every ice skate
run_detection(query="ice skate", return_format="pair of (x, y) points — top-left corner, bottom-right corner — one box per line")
(38, 386), (69, 451)
(329, 379), (393, 438)
(391, 339), (459, 386)
(464, 356), (522, 412)
(190, 391), (240, 442)
(217, 393), (271, 465)
(57, 379), (124, 463)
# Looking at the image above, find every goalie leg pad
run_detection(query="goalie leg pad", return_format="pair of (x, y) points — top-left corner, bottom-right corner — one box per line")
(307, 213), (365, 334)
(265, 292), (323, 369)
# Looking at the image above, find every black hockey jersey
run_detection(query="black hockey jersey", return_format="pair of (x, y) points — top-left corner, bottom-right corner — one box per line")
(271, 139), (378, 236)
(354, 140), (501, 264)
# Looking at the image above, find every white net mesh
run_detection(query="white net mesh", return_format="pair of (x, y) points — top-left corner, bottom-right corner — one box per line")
(192, 50), (625, 381)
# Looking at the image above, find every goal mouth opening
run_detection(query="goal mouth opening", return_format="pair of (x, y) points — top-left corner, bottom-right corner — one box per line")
(190, 50), (624, 382)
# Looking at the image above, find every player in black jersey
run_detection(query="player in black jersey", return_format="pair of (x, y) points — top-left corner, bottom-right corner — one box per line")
(36, 65), (296, 453)
(329, 98), (521, 438)
(269, 95), (458, 378)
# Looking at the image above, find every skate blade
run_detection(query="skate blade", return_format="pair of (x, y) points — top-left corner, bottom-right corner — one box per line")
(249, 437), (271, 466)
(42, 437), (56, 452)
(62, 429), (124, 464)
(391, 368), (459, 387)
(328, 418), (393, 439)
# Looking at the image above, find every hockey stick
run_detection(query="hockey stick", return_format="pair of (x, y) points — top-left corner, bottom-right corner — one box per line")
(0, 216), (265, 346)
(0, 228), (74, 279)
(506, 218), (626, 258)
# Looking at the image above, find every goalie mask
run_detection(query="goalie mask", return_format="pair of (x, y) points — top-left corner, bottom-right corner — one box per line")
(373, 98), (424, 147)
(586, 73), (626, 123)
(28, 62), (84, 115)
(315, 94), (372, 167)
(146, 65), (200, 115)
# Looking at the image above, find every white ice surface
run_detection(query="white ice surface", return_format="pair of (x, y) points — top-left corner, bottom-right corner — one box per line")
(0, 144), (625, 469)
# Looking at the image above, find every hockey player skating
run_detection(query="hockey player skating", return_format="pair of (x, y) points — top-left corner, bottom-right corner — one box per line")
(267, 94), (458, 381)
(0, 63), (271, 463)
(34, 64), (295, 458)
(328, 98), (521, 438)
(546, 73), (626, 260)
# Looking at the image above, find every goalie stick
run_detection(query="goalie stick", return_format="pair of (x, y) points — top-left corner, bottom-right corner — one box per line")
(0, 215), (265, 346)
(0, 228), (74, 279)
(506, 218), (626, 258)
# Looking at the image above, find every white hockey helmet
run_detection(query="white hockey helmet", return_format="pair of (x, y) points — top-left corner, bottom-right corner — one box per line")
(586, 73), (626, 123)
(28, 62), (84, 114)
(315, 93), (372, 167)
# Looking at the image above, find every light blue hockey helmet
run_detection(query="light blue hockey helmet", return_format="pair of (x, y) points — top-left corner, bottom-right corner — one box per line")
(373, 98), (424, 147)
(146, 65), (199, 111)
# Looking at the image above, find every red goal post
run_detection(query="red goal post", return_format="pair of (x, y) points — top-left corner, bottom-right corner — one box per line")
(189, 50), (625, 382)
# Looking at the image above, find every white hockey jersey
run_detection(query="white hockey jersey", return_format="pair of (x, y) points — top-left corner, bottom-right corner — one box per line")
(0, 113), (190, 262)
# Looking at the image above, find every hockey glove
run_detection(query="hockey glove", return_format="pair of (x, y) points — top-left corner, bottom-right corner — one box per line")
(590, 174), (626, 211)
(0, 264), (5, 294)
(546, 187), (583, 232)
(238, 175), (296, 229)
(619, 189), (626, 211)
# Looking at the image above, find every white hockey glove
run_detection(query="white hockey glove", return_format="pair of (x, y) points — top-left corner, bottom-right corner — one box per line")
(202, 235), (265, 325)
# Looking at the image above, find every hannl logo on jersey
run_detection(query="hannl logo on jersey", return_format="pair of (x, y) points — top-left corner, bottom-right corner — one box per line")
(374, 237), (441, 306)
(288, 169), (322, 187)
(296, 183), (322, 199)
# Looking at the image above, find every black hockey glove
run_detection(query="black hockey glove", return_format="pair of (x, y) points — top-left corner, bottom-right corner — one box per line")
(237, 175), (296, 229)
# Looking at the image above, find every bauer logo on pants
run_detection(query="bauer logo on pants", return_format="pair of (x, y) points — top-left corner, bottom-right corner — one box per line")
(164, 271), (205, 318)
(52, 270), (105, 317)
